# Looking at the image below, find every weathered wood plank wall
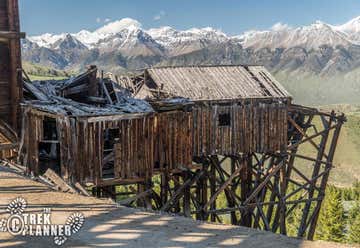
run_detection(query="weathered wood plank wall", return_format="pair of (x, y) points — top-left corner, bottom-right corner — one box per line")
(0, 45), (10, 120)
(22, 100), (288, 186)
(192, 101), (288, 156)
(113, 117), (155, 180)
(0, 0), (23, 130)
(155, 111), (193, 171)
(78, 115), (156, 184)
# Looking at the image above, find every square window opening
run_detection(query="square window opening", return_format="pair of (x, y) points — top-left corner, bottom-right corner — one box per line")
(43, 117), (58, 140)
(218, 113), (231, 126)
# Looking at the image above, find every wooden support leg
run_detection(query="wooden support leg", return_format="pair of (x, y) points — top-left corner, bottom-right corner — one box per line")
(279, 160), (287, 235)
(183, 171), (191, 217)
(307, 117), (343, 240)
(298, 115), (332, 237)
(209, 158), (217, 222)
(137, 181), (152, 209)
(229, 157), (237, 224)
(240, 154), (253, 227)
(173, 174), (181, 213)
(160, 171), (169, 206)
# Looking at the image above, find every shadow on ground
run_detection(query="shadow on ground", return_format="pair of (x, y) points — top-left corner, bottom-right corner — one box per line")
(0, 166), (350, 248)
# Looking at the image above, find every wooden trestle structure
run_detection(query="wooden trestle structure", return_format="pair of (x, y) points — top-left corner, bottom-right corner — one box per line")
(90, 67), (345, 240)
(16, 66), (345, 240)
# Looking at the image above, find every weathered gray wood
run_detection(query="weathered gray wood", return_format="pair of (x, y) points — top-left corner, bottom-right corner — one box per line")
(43, 168), (77, 194)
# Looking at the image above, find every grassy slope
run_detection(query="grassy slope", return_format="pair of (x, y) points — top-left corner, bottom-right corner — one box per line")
(22, 61), (71, 81)
(274, 71), (360, 106)
(272, 72), (360, 186)
(296, 113), (360, 187)
(331, 113), (360, 186)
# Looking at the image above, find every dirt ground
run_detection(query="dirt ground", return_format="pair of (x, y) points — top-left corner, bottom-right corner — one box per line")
(0, 165), (356, 248)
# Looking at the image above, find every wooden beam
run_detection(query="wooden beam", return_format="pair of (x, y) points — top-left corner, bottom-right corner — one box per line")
(298, 113), (333, 237)
(203, 160), (245, 211)
(161, 169), (205, 212)
(288, 116), (328, 159)
(307, 115), (343, 240)
(243, 158), (285, 206)
(0, 142), (18, 150)
(0, 31), (25, 40)
(118, 189), (152, 206)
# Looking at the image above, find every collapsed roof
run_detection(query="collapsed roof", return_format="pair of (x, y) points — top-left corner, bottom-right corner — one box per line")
(0, 119), (18, 151)
(23, 66), (154, 117)
(129, 65), (292, 101)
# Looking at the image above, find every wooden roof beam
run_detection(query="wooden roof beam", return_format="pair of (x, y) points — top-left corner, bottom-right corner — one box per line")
(0, 31), (25, 40)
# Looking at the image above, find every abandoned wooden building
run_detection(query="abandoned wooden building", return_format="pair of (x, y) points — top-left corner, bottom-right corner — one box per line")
(15, 65), (346, 240)
(108, 65), (346, 239)
(20, 67), (159, 187)
(132, 66), (290, 155)
(0, 0), (346, 241)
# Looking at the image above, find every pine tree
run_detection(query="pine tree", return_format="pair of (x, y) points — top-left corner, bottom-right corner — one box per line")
(348, 201), (360, 244)
(348, 213), (360, 244)
(315, 187), (346, 242)
(348, 201), (360, 223)
(286, 184), (303, 237)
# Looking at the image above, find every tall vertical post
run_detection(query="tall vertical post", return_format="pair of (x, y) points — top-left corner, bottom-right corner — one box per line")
(7, 0), (23, 131)
(307, 114), (344, 240)
(240, 154), (253, 227)
(298, 115), (333, 237)
(183, 171), (191, 217)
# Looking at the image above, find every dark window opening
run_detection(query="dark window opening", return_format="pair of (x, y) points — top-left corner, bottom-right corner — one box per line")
(38, 142), (61, 175)
(218, 113), (231, 126)
(154, 161), (160, 170)
(43, 117), (58, 140)
(102, 128), (120, 179)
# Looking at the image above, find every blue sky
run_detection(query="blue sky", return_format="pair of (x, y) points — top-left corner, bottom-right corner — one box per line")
(20, 0), (360, 36)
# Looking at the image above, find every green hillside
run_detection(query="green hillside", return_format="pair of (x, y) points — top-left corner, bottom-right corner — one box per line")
(291, 105), (360, 187)
(22, 61), (72, 81)
(274, 71), (360, 106)
(327, 110), (360, 186)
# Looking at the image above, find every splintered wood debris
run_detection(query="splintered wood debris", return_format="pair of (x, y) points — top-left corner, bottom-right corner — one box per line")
(23, 66), (154, 117)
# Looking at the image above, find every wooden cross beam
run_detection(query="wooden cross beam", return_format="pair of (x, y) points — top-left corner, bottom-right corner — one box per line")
(203, 161), (246, 211)
(161, 169), (205, 212)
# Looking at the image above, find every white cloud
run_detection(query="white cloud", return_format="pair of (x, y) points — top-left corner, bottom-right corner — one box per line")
(271, 22), (291, 31)
(96, 17), (101, 23)
(104, 18), (111, 23)
(153, 10), (166, 21)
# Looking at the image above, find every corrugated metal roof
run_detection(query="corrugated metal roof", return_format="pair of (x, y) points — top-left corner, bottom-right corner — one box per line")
(145, 65), (291, 100)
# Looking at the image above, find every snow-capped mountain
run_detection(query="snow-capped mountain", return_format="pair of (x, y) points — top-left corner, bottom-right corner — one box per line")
(238, 21), (355, 50)
(22, 16), (360, 76)
(147, 26), (229, 56)
(28, 18), (230, 56)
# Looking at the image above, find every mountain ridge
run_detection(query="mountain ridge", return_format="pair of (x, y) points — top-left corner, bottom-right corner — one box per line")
(27, 16), (360, 51)
(21, 16), (360, 105)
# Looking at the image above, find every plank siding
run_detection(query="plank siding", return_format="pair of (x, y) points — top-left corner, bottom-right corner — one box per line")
(192, 101), (288, 156)
(0, 0), (22, 131)
(22, 100), (288, 186)
(0, 43), (10, 123)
